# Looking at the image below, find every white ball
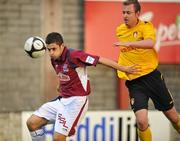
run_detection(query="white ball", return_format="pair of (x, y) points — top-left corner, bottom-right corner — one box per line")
(24, 36), (46, 58)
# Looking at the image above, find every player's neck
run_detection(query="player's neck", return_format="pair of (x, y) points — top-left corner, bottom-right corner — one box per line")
(128, 19), (139, 28)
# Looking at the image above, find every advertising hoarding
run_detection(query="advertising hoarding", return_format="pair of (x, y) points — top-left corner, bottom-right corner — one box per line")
(22, 111), (170, 141)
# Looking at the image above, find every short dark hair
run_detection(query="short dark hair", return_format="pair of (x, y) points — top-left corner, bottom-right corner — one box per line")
(123, 0), (141, 13)
(45, 32), (64, 45)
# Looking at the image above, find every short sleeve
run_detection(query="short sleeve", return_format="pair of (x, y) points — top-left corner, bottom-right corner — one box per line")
(142, 22), (156, 42)
(70, 50), (100, 67)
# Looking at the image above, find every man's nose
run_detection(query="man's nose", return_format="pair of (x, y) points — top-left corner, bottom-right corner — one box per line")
(123, 13), (128, 17)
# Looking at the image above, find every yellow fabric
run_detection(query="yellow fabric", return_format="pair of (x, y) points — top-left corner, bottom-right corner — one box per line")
(172, 115), (180, 134)
(116, 20), (158, 80)
(137, 127), (152, 141)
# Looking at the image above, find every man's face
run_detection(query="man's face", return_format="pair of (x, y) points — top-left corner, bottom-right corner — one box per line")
(122, 4), (139, 28)
(47, 43), (63, 60)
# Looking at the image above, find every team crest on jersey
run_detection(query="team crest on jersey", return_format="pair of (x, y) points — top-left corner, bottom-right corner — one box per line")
(85, 56), (95, 64)
(57, 72), (70, 81)
(63, 64), (69, 72)
(133, 31), (138, 38)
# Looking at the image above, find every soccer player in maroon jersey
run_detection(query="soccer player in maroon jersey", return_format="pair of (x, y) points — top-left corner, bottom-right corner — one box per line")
(26, 32), (140, 141)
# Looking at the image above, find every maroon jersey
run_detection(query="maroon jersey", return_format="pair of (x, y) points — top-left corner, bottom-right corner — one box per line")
(51, 47), (99, 98)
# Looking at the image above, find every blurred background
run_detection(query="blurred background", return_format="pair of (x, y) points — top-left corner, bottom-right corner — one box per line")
(0, 0), (180, 141)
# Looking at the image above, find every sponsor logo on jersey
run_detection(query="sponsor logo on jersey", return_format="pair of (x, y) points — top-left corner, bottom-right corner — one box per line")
(120, 47), (137, 52)
(57, 72), (70, 81)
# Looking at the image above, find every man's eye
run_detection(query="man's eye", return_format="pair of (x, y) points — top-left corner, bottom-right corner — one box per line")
(127, 11), (131, 14)
(122, 11), (133, 15)
(48, 48), (56, 51)
(123, 11), (129, 14)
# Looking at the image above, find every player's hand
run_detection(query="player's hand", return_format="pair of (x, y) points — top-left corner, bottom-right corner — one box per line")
(122, 64), (141, 74)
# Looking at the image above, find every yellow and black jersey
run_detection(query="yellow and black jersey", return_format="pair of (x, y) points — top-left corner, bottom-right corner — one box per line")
(116, 20), (158, 80)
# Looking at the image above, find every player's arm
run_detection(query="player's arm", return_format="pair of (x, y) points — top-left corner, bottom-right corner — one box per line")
(114, 39), (155, 49)
(98, 57), (140, 74)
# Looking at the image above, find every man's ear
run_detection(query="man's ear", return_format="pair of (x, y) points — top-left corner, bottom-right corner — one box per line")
(136, 11), (140, 18)
(60, 43), (64, 47)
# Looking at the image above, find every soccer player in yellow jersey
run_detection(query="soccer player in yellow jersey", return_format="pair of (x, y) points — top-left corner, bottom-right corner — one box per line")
(114, 0), (180, 141)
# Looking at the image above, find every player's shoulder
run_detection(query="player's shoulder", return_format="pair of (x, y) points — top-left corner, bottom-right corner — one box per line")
(139, 20), (154, 27)
(68, 48), (85, 58)
(116, 23), (127, 32)
(116, 23), (126, 29)
(69, 48), (83, 54)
